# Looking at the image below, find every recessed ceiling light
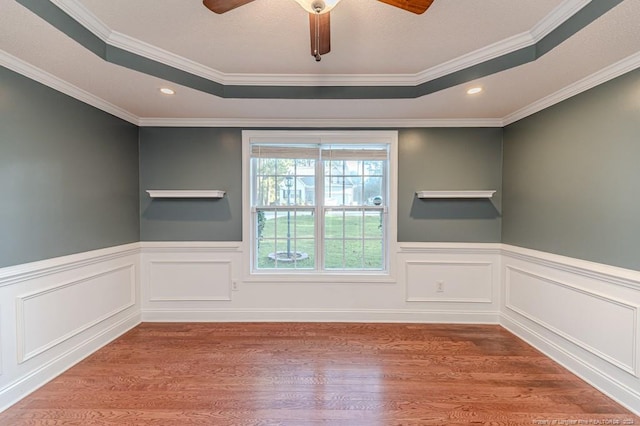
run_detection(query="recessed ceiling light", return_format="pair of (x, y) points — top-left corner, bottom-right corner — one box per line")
(159, 87), (175, 95)
(467, 87), (483, 95)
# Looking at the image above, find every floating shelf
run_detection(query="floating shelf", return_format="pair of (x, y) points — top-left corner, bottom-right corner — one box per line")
(416, 190), (496, 199)
(146, 190), (226, 199)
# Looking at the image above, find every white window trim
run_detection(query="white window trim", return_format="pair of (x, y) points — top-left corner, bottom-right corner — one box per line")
(242, 130), (398, 283)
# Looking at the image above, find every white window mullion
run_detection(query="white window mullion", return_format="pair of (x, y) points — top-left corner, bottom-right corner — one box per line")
(316, 155), (324, 272)
(361, 209), (366, 269)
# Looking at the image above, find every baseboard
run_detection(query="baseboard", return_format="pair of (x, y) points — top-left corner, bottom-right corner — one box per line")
(501, 314), (640, 415)
(0, 312), (141, 413)
(142, 309), (501, 324)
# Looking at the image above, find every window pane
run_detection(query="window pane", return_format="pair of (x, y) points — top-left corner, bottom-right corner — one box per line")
(325, 177), (351, 206)
(256, 209), (315, 270)
(364, 160), (384, 176)
(324, 239), (344, 269)
(297, 176), (315, 205)
(363, 239), (383, 269)
(255, 176), (278, 206)
(325, 160), (344, 175)
(276, 159), (294, 175)
(344, 240), (364, 269)
(344, 210), (363, 239)
(255, 158), (317, 207)
(295, 210), (315, 238)
(324, 211), (344, 238)
(364, 211), (384, 238)
(363, 176), (383, 205)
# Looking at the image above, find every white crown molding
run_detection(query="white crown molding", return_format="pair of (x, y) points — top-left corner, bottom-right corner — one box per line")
(136, 117), (504, 128)
(51, 0), (112, 41)
(0, 50), (138, 125)
(107, 31), (229, 84)
(413, 0), (591, 85)
(529, 0), (591, 40)
(503, 50), (640, 125)
(5, 43), (638, 129)
(55, 0), (589, 88)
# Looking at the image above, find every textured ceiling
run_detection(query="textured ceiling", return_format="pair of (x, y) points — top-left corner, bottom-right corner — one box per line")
(1, 0), (639, 125)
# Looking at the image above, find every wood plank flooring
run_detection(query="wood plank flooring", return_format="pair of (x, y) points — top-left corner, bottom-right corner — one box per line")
(0, 323), (638, 425)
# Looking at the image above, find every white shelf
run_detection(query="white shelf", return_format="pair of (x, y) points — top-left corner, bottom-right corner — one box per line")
(416, 190), (496, 199)
(146, 190), (226, 199)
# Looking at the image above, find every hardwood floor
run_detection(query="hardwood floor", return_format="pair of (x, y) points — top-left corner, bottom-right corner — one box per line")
(1, 323), (637, 425)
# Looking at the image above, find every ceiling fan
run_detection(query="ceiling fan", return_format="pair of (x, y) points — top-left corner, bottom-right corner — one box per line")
(202, 0), (435, 61)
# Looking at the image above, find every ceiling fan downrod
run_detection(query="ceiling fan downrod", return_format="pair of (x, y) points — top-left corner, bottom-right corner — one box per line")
(312, 0), (325, 61)
(314, 11), (321, 61)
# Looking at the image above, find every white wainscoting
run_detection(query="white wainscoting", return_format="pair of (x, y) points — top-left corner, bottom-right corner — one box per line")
(500, 245), (640, 414)
(0, 244), (141, 412)
(398, 244), (501, 323)
(2, 241), (640, 415)
(140, 242), (502, 324)
(405, 261), (493, 303)
(141, 242), (242, 319)
(149, 260), (232, 302)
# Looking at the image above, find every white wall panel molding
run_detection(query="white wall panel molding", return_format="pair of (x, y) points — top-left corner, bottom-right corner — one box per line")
(16, 264), (136, 363)
(149, 260), (232, 302)
(397, 243), (501, 313)
(500, 245), (640, 415)
(141, 243), (242, 314)
(141, 241), (500, 324)
(505, 265), (638, 376)
(0, 244), (141, 413)
(405, 261), (493, 303)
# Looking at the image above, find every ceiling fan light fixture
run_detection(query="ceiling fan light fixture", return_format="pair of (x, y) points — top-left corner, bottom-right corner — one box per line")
(294, 0), (341, 14)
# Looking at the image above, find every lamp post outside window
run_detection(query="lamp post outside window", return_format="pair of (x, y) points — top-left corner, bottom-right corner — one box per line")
(284, 176), (294, 258)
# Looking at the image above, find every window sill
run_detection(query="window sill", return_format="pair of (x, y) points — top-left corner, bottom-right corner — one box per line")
(243, 272), (396, 284)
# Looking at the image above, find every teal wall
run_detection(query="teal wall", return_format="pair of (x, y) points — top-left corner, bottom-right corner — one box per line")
(139, 127), (503, 243)
(503, 68), (640, 270)
(0, 66), (139, 268)
(139, 127), (243, 241)
(6, 61), (639, 271)
(398, 128), (503, 242)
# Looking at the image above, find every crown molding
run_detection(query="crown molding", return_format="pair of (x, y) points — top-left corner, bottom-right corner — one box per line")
(5, 44), (638, 129)
(136, 117), (504, 128)
(0, 50), (138, 125)
(53, 0), (590, 88)
(51, 0), (112, 41)
(529, 0), (591, 40)
(502, 50), (640, 126)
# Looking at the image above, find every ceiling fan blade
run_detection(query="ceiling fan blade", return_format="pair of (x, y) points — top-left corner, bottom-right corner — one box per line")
(377, 0), (435, 14)
(202, 0), (255, 14)
(309, 12), (331, 57)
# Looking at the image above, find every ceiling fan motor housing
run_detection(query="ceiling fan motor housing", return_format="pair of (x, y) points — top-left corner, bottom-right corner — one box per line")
(312, 0), (326, 13)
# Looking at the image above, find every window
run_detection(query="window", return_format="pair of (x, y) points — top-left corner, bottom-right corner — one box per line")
(243, 131), (397, 276)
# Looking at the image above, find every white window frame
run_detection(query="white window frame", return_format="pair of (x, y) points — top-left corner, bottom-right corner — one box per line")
(242, 130), (398, 283)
